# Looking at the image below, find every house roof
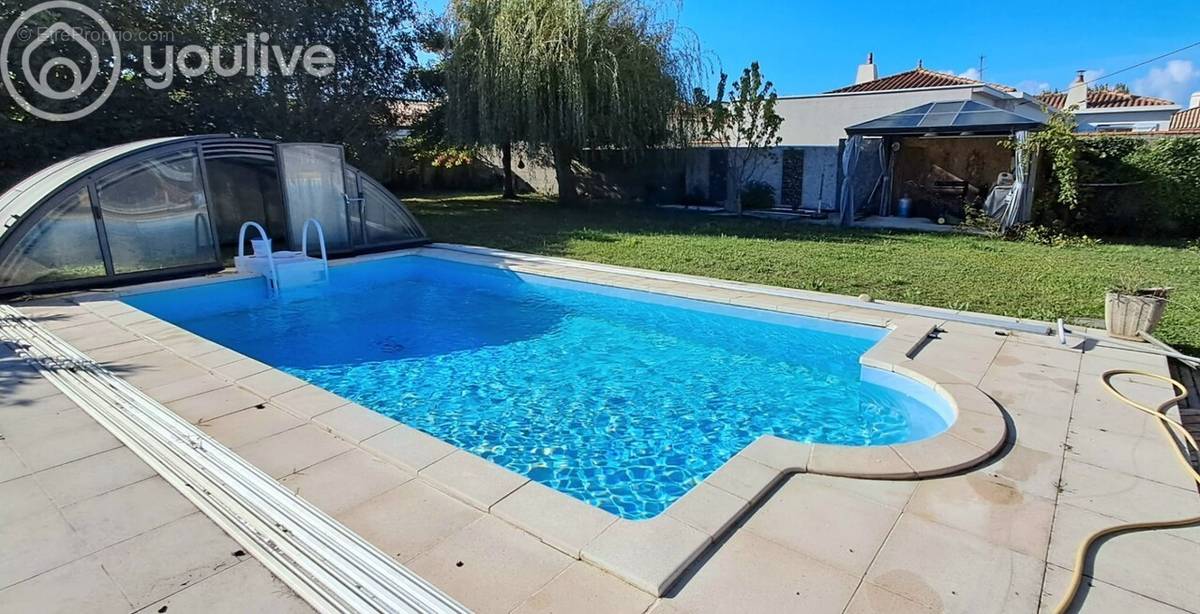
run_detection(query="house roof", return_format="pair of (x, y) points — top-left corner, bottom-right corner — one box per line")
(1169, 107), (1200, 132)
(1037, 90), (1177, 110)
(826, 66), (1018, 94)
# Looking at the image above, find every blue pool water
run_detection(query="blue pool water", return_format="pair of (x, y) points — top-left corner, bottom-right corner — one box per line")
(126, 255), (951, 519)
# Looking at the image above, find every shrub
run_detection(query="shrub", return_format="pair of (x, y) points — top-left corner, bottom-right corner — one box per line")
(1031, 134), (1200, 238)
(739, 181), (775, 209)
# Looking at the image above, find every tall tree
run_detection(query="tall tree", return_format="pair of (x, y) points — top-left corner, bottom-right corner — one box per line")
(696, 62), (783, 213)
(444, 0), (699, 204)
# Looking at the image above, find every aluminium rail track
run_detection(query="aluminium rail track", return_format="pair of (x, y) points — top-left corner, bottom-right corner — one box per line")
(0, 305), (470, 614)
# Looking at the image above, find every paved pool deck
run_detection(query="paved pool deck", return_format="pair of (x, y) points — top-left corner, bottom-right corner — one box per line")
(2, 245), (1198, 613)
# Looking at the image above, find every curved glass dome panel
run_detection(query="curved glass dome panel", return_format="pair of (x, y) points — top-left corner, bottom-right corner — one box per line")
(0, 136), (428, 296)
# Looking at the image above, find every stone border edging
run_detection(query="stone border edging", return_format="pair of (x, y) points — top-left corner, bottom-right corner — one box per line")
(63, 246), (1009, 597)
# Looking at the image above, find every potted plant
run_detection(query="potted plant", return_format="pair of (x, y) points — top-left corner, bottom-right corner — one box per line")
(1105, 277), (1172, 341)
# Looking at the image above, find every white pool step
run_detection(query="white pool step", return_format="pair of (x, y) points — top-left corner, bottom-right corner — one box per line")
(235, 219), (331, 296)
(0, 305), (470, 614)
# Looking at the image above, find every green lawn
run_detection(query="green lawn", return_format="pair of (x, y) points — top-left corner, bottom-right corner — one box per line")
(405, 193), (1200, 354)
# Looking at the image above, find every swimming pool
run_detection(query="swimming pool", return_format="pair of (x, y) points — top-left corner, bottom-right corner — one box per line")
(126, 254), (951, 519)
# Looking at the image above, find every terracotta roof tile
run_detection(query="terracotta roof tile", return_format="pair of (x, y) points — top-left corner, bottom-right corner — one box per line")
(1037, 90), (1177, 110)
(826, 67), (1017, 94)
(1169, 107), (1200, 132)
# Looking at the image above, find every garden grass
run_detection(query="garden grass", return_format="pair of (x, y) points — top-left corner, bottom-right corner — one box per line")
(406, 193), (1200, 354)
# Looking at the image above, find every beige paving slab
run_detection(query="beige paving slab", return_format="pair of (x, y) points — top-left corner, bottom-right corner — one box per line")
(236, 368), (306, 398)
(703, 454), (779, 500)
(420, 450), (529, 511)
(94, 512), (242, 609)
(979, 366), (1078, 420)
(0, 444), (30, 484)
(55, 324), (141, 352)
(665, 530), (859, 614)
(106, 309), (157, 327)
(980, 443), (1066, 501)
(1039, 563), (1189, 614)
(187, 347), (244, 369)
(280, 449), (412, 516)
(992, 340), (1082, 373)
(335, 480), (483, 563)
(1006, 408), (1071, 455)
(313, 403), (398, 442)
(165, 385), (265, 424)
(1057, 459), (1200, 528)
(1065, 424), (1195, 490)
(736, 435), (811, 472)
(3, 408), (122, 472)
(808, 444), (917, 479)
(906, 473), (1056, 558)
(0, 555), (131, 613)
(143, 373), (229, 404)
(1070, 375), (1176, 437)
(60, 476), (196, 553)
(211, 356), (272, 381)
(137, 559), (314, 614)
(0, 475), (56, 526)
(408, 515), (574, 614)
(492, 480), (616, 558)
(911, 333), (1004, 385)
(1079, 343), (1171, 376)
(844, 582), (939, 613)
(865, 514), (1044, 614)
(233, 424), (354, 479)
(664, 481), (749, 539)
(512, 561), (655, 614)
(107, 352), (209, 390)
(362, 424), (458, 473)
(802, 472), (917, 509)
(0, 389), (78, 428)
(34, 446), (157, 507)
(581, 516), (711, 595)
(199, 404), (305, 449)
(743, 475), (901, 577)
(22, 309), (105, 332)
(84, 338), (162, 363)
(1046, 503), (1200, 608)
(0, 510), (86, 589)
(274, 384), (352, 418)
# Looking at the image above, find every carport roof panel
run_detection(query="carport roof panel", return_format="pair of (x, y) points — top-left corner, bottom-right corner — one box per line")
(845, 100), (1044, 136)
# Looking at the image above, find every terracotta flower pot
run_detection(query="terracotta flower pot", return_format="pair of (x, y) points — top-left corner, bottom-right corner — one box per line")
(1104, 288), (1170, 341)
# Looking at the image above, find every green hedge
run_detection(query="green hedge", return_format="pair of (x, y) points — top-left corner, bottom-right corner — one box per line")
(1034, 135), (1200, 238)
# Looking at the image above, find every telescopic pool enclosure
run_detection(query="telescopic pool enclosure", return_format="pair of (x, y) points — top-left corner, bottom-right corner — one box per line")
(0, 135), (428, 297)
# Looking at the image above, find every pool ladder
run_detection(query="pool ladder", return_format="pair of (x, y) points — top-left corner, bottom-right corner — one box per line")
(235, 219), (330, 296)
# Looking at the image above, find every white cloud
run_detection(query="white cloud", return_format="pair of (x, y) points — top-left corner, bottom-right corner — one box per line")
(1132, 59), (1200, 104)
(1016, 79), (1052, 94)
(958, 67), (982, 81)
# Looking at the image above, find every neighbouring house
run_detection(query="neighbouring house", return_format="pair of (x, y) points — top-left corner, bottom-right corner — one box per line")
(687, 55), (1192, 229)
(1168, 92), (1200, 133)
(1038, 72), (1180, 133)
(686, 54), (1047, 228)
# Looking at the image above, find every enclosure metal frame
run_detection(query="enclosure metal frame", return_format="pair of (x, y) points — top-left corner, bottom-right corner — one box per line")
(0, 135), (428, 298)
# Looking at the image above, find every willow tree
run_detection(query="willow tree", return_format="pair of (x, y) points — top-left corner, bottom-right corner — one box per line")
(445, 0), (699, 203)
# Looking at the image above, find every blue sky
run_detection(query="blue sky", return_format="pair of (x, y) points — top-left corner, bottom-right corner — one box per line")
(419, 0), (1200, 105)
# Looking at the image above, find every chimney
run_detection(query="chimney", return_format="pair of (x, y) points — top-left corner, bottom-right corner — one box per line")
(1190, 91), (1200, 109)
(1065, 70), (1088, 111)
(855, 52), (878, 85)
